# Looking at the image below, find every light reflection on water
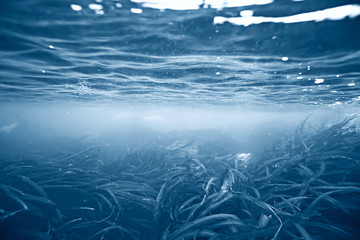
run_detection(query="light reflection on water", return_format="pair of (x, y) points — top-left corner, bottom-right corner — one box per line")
(0, 0), (359, 107)
(214, 4), (360, 26)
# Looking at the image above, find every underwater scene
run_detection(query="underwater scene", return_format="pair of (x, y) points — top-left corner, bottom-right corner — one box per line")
(1, 0), (360, 239)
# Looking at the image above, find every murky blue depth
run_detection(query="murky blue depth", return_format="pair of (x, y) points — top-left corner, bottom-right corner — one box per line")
(0, 0), (360, 240)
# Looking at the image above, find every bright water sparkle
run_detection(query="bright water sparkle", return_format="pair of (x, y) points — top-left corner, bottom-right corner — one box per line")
(0, 0), (359, 107)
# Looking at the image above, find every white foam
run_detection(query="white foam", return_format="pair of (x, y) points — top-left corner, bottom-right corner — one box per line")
(95, 10), (104, 15)
(314, 78), (324, 84)
(89, 3), (103, 11)
(240, 10), (254, 18)
(130, 8), (143, 14)
(214, 4), (360, 26)
(131, 0), (272, 10)
(70, 4), (82, 11)
(206, 0), (272, 9)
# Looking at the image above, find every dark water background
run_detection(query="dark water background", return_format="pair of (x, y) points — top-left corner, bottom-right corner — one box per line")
(0, 0), (360, 239)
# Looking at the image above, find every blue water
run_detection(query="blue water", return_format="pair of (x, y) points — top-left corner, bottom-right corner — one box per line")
(1, 0), (360, 239)
(0, 0), (359, 105)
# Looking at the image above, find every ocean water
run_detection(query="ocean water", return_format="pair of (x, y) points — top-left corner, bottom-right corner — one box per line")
(0, 0), (360, 239)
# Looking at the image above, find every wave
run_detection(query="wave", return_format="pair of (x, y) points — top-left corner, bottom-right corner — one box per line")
(0, 0), (359, 106)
